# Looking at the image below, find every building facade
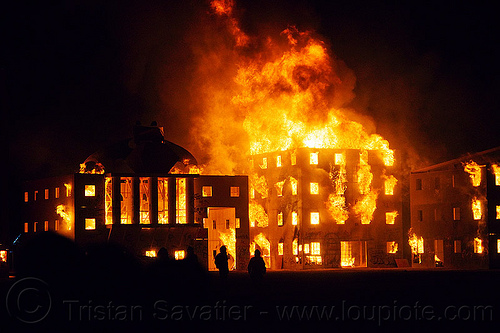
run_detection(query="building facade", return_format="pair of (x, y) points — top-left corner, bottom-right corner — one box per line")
(21, 123), (250, 270)
(248, 147), (406, 269)
(409, 147), (500, 269)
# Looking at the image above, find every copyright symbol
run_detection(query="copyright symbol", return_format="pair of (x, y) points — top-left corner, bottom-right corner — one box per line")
(6, 277), (52, 324)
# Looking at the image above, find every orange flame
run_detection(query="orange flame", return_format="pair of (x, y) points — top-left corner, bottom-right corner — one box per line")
(463, 161), (481, 187)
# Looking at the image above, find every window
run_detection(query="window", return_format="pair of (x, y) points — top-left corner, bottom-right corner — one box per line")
(34, 190), (38, 201)
(250, 188), (255, 199)
(176, 178), (187, 224)
(310, 182), (319, 194)
(202, 186), (212, 197)
(24, 192), (28, 202)
(261, 157), (268, 169)
(236, 218), (240, 229)
(85, 185), (96, 197)
(140, 177), (150, 224)
(225, 219), (230, 229)
(386, 211), (397, 224)
(292, 211), (298, 225)
(277, 212), (283, 226)
(304, 243), (310, 254)
(44, 221), (49, 231)
(45, 189), (49, 199)
(310, 212), (320, 225)
(434, 177), (440, 190)
(230, 186), (240, 197)
(24, 223), (29, 233)
(454, 240), (461, 253)
(105, 178), (113, 225)
(291, 178), (298, 195)
(175, 250), (185, 260)
(387, 241), (398, 253)
(292, 239), (298, 255)
(145, 250), (157, 258)
(85, 218), (96, 230)
(453, 207), (461, 221)
(34, 222), (38, 232)
(276, 155), (282, 167)
(55, 220), (59, 231)
(65, 183), (72, 197)
(417, 210), (423, 222)
(120, 178), (133, 224)
(278, 243), (284, 256)
(474, 238), (483, 254)
(311, 242), (320, 255)
(291, 151), (297, 166)
(416, 178), (422, 191)
(496, 206), (500, 220)
(384, 176), (397, 195)
(472, 199), (482, 220)
(55, 187), (60, 199)
(335, 153), (345, 165)
(497, 239), (500, 254)
(310, 152), (319, 165)
(212, 220), (216, 229)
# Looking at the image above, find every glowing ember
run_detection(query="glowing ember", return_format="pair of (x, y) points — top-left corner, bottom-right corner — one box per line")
(463, 161), (482, 187)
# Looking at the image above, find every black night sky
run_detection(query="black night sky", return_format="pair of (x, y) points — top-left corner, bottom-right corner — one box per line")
(3, 0), (500, 241)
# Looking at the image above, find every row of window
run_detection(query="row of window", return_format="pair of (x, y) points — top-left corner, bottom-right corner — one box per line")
(24, 184), (73, 202)
(415, 205), (500, 222)
(252, 180), (396, 198)
(205, 218), (241, 229)
(145, 249), (185, 260)
(415, 172), (500, 191)
(414, 238), (499, 255)
(250, 210), (399, 227)
(253, 151), (394, 169)
(201, 186), (240, 198)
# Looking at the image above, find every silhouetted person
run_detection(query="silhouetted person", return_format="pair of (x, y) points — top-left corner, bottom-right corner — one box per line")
(185, 246), (198, 264)
(215, 246), (229, 280)
(248, 249), (266, 282)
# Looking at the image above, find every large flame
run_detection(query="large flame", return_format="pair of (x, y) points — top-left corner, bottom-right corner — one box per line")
(463, 161), (481, 187)
(408, 228), (424, 255)
(56, 204), (72, 231)
(192, 1), (395, 174)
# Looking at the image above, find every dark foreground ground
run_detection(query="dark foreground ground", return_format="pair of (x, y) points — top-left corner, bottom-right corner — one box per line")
(1, 267), (499, 332)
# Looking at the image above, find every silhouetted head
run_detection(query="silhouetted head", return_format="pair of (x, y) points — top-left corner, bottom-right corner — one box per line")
(254, 249), (261, 257)
(220, 246), (226, 254)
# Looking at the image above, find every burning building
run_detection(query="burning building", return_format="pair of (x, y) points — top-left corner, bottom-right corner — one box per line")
(248, 148), (405, 269)
(409, 146), (500, 269)
(21, 123), (250, 270)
